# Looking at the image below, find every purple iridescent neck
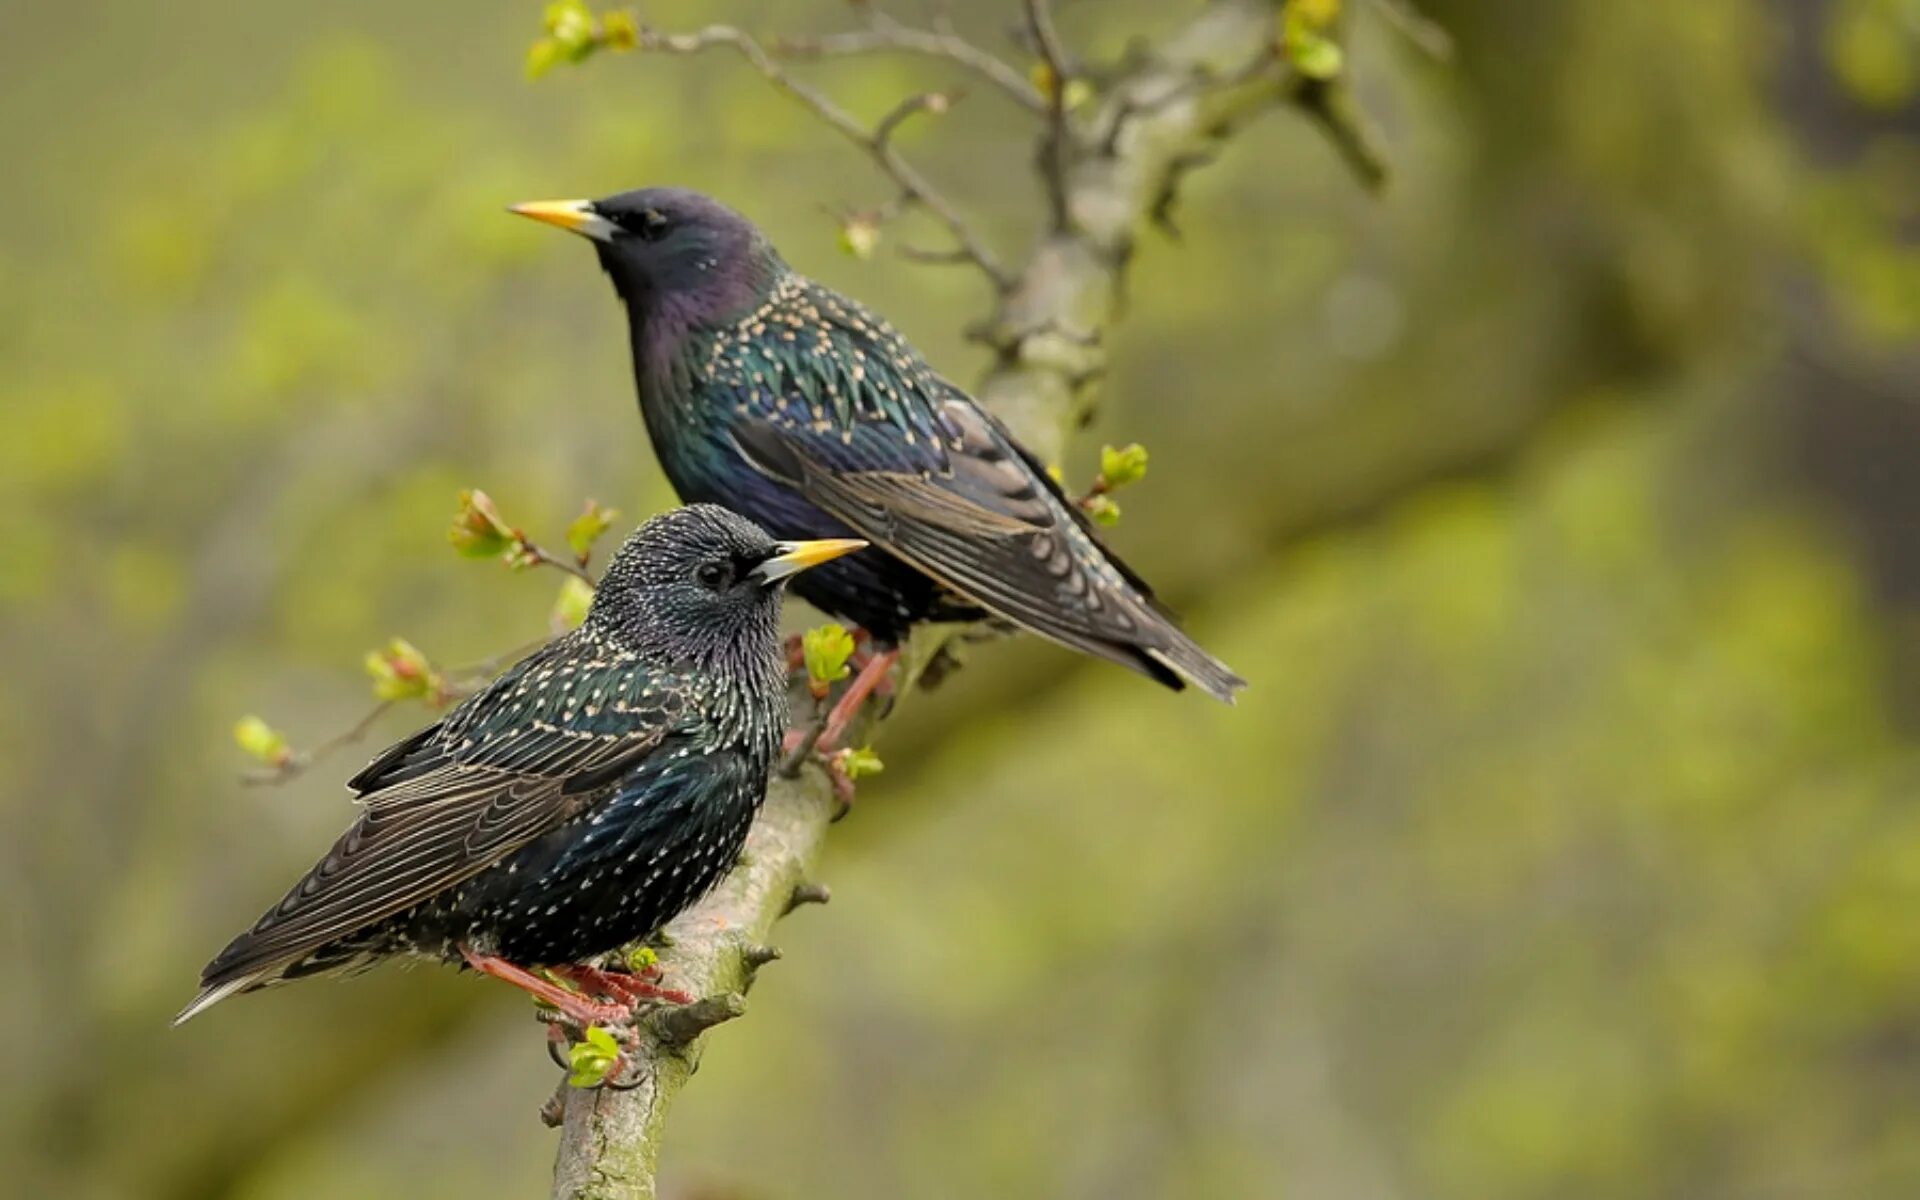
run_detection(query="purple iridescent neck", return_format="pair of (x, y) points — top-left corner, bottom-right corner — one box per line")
(600, 243), (784, 389)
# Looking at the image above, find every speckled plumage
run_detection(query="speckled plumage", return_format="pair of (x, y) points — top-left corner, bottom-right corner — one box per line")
(530, 187), (1244, 700)
(180, 506), (833, 1023)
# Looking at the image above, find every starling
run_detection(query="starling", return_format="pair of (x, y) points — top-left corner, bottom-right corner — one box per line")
(511, 188), (1245, 731)
(177, 505), (864, 1026)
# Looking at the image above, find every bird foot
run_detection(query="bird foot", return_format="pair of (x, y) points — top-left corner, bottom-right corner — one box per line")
(532, 960), (703, 1090)
(551, 963), (693, 1008)
(822, 751), (859, 819)
(844, 649), (896, 701)
(778, 724), (871, 818)
(779, 645), (893, 808)
(544, 1017), (655, 1092)
(460, 945), (636, 1030)
(817, 648), (899, 753)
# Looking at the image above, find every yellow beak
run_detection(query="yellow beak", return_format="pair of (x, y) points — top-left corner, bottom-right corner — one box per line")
(752, 538), (868, 584)
(508, 198), (617, 242)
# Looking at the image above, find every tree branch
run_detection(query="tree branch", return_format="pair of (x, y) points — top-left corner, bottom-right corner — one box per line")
(1367, 0), (1453, 61)
(774, 6), (1047, 113)
(1024, 0), (1077, 232)
(549, 769), (837, 1200)
(974, 0), (1295, 459)
(634, 21), (1015, 289)
(551, 3), (1364, 1196)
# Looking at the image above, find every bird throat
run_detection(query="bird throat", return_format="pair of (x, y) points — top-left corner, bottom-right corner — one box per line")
(620, 267), (777, 427)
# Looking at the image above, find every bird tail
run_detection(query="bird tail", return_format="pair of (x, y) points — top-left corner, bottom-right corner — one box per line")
(173, 972), (266, 1026)
(1142, 627), (1246, 704)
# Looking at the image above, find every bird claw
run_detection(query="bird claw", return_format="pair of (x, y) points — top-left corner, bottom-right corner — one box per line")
(463, 945), (690, 1091)
(782, 636), (895, 787)
(600, 1060), (650, 1090)
(777, 731), (864, 819)
(816, 648), (899, 754)
(823, 752), (859, 820)
(463, 944), (637, 1030)
(552, 963), (694, 1009)
(541, 964), (706, 1091)
(550, 996), (640, 1031)
(546, 1017), (652, 1091)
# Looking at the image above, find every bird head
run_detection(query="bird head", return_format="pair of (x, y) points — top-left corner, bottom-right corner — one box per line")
(590, 505), (863, 663)
(510, 187), (782, 323)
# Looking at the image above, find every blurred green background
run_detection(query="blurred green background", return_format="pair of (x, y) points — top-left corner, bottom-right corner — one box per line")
(5, 1), (1920, 1196)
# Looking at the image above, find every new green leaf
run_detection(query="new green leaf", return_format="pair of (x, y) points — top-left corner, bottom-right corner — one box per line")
(1099, 443), (1150, 490)
(836, 746), (885, 781)
(551, 575), (595, 631)
(233, 715), (291, 766)
(448, 488), (514, 559)
(566, 499), (619, 564)
(838, 214), (881, 260)
(567, 1024), (623, 1088)
(525, 38), (564, 81)
(528, 1), (637, 80)
(802, 623), (856, 699)
(364, 638), (443, 703)
(1287, 32), (1344, 80)
(1283, 0), (1346, 81)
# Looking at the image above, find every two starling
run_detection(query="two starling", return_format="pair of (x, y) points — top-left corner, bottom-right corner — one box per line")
(511, 188), (1245, 714)
(178, 506), (863, 1026)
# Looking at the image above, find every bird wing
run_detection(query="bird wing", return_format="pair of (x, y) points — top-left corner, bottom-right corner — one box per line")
(730, 401), (1171, 660)
(196, 646), (689, 989)
(717, 281), (1179, 672)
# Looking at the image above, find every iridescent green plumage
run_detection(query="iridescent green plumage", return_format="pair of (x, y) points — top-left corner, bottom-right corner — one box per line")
(528, 186), (1245, 700)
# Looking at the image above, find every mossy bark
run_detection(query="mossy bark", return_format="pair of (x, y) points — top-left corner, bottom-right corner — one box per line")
(549, 769), (835, 1200)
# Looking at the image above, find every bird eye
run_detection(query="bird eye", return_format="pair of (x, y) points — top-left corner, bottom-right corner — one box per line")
(694, 560), (732, 591)
(635, 208), (670, 241)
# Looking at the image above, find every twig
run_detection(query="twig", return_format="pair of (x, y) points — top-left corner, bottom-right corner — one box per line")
(242, 637), (549, 787)
(513, 537), (600, 587)
(1130, 51), (1285, 237)
(783, 881), (833, 914)
(898, 244), (979, 267)
(739, 942), (783, 970)
(873, 89), (956, 149)
(1367, 0), (1453, 61)
(636, 23), (1014, 290)
(775, 9), (1047, 113)
(777, 703), (830, 778)
(646, 993), (746, 1047)
(1023, 0), (1075, 231)
(1148, 148), (1219, 239)
(1097, 42), (1279, 157)
(242, 701), (394, 787)
(1293, 79), (1390, 193)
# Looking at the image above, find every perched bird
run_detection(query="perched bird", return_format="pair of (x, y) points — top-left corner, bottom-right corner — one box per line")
(178, 506), (864, 1027)
(511, 187), (1244, 737)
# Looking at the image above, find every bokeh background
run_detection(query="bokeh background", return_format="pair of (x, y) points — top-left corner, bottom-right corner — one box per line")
(5, 1), (1920, 1196)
